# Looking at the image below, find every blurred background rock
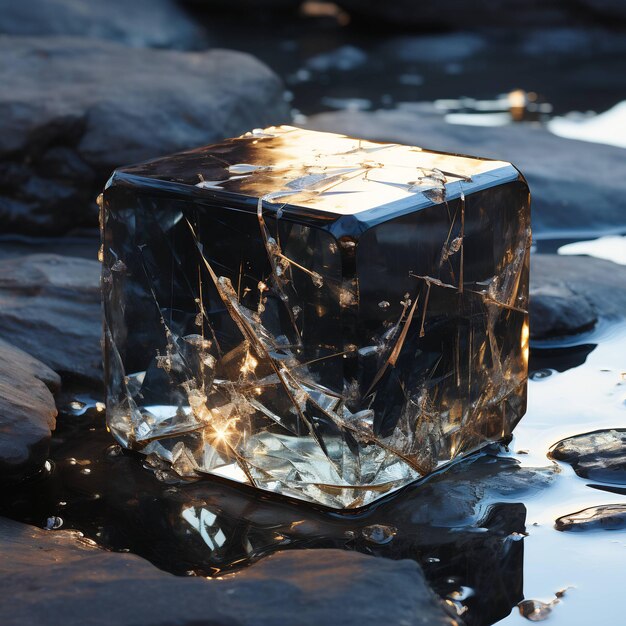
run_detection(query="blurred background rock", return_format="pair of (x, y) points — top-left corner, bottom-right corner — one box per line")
(0, 4), (625, 625)
(0, 0), (624, 242)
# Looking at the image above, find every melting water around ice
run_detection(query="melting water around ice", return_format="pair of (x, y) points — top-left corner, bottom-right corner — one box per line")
(2, 319), (625, 625)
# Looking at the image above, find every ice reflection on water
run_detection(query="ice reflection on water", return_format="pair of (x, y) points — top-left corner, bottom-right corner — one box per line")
(1, 323), (625, 625)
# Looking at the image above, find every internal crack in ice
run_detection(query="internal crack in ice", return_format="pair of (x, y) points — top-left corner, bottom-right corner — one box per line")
(186, 220), (326, 446)
(364, 292), (420, 398)
(104, 128), (529, 507)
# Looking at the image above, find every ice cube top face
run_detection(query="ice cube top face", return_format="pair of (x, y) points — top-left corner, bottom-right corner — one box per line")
(102, 126), (531, 510)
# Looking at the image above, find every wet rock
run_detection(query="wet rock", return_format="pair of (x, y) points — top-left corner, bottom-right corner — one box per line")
(334, 0), (575, 29)
(517, 598), (558, 621)
(0, 516), (456, 626)
(0, 339), (59, 483)
(555, 504), (626, 531)
(0, 254), (102, 385)
(5, 394), (555, 625)
(529, 343), (597, 373)
(549, 429), (626, 484)
(530, 255), (626, 339)
(307, 109), (626, 237)
(0, 0), (207, 50)
(529, 283), (597, 339)
(0, 36), (289, 235)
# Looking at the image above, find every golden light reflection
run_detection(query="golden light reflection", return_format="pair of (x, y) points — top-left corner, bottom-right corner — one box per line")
(240, 352), (258, 377)
(521, 319), (530, 367)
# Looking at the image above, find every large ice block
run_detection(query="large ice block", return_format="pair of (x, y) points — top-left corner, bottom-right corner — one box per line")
(101, 126), (531, 509)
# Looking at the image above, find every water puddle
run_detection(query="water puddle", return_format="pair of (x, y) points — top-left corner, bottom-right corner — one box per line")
(558, 235), (626, 266)
(548, 101), (626, 149)
(2, 320), (625, 625)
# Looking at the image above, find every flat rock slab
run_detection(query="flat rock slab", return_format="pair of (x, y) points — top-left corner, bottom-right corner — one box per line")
(0, 35), (288, 234)
(307, 109), (626, 238)
(0, 0), (207, 50)
(550, 429), (626, 484)
(0, 254), (102, 385)
(0, 516), (456, 626)
(530, 254), (626, 339)
(0, 339), (59, 482)
(555, 504), (626, 532)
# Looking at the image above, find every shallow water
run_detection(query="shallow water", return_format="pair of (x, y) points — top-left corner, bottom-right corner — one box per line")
(2, 318), (624, 625)
(2, 11), (625, 620)
(501, 322), (626, 624)
(205, 12), (626, 146)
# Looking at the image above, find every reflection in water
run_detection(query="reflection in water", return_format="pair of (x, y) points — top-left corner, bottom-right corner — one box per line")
(1, 399), (540, 626)
(548, 101), (626, 149)
(529, 344), (596, 374)
(558, 235), (626, 266)
(3, 324), (626, 626)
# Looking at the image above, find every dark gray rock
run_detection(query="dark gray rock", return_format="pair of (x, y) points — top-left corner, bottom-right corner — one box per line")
(0, 516), (456, 626)
(334, 0), (574, 28)
(530, 255), (626, 339)
(0, 0), (208, 50)
(307, 109), (626, 237)
(550, 429), (626, 484)
(555, 504), (626, 531)
(0, 339), (59, 482)
(529, 283), (597, 339)
(0, 36), (289, 234)
(0, 254), (102, 385)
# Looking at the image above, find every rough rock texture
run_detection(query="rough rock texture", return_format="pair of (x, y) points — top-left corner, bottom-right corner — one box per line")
(0, 339), (59, 483)
(307, 109), (626, 237)
(550, 429), (626, 484)
(334, 0), (577, 28)
(0, 254), (102, 385)
(0, 516), (456, 626)
(555, 504), (626, 531)
(530, 255), (626, 339)
(529, 283), (597, 339)
(0, 0), (207, 49)
(7, 397), (552, 625)
(0, 36), (289, 234)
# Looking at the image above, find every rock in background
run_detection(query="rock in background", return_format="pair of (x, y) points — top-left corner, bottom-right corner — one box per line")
(530, 255), (626, 339)
(307, 109), (626, 237)
(0, 36), (289, 235)
(0, 0), (208, 49)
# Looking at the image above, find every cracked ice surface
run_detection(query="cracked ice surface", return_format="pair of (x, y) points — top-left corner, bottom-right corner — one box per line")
(101, 126), (530, 509)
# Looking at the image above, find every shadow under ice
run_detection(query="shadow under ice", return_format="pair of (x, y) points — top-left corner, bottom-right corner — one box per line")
(1, 394), (558, 625)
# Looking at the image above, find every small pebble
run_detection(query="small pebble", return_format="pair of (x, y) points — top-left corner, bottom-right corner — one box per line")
(361, 524), (397, 545)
